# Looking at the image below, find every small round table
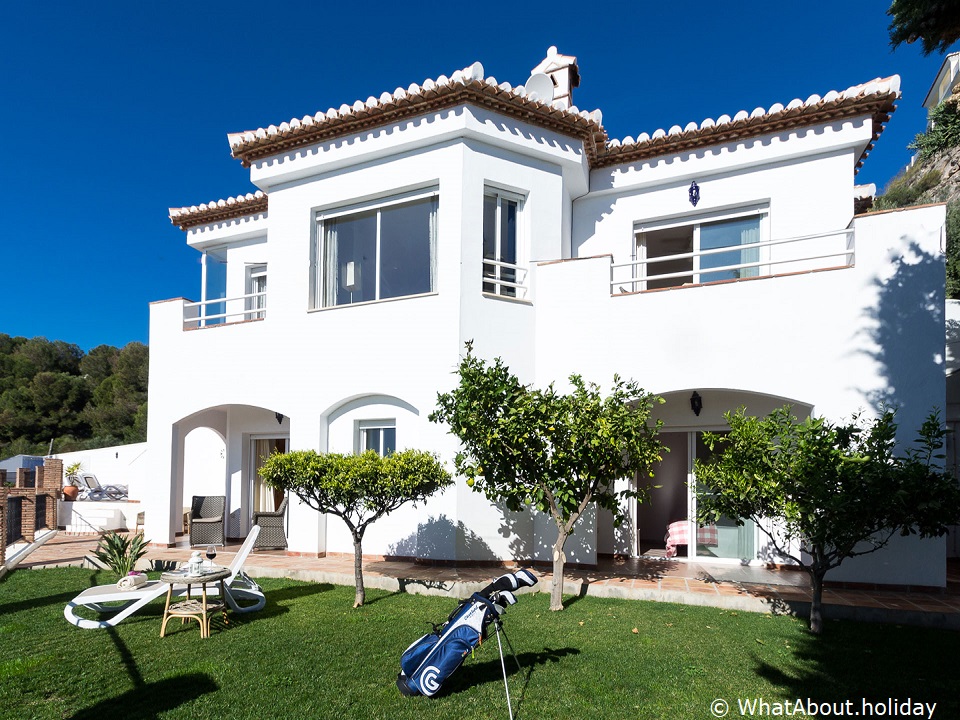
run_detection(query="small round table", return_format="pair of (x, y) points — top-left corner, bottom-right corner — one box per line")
(160, 566), (231, 638)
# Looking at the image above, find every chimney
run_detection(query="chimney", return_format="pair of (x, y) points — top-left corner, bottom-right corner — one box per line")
(530, 46), (580, 109)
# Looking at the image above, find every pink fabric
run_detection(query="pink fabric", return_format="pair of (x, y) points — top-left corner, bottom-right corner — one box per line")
(664, 521), (719, 558)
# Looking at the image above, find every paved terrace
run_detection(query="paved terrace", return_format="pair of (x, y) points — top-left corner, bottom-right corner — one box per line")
(16, 531), (960, 630)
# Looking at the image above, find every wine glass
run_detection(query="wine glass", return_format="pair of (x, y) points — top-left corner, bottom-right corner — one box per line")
(206, 545), (217, 569)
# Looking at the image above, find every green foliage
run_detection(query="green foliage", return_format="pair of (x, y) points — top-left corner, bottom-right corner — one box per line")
(430, 346), (664, 610)
(64, 462), (83, 485)
(259, 448), (451, 605)
(909, 98), (960, 161)
(0, 335), (148, 455)
(873, 165), (942, 210)
(431, 350), (664, 522)
(92, 531), (150, 578)
(695, 406), (960, 632)
(948, 201), (960, 299)
(888, 0), (960, 55)
(260, 449), (451, 533)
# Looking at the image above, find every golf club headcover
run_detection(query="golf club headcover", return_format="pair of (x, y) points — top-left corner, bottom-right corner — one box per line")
(492, 590), (517, 612)
(514, 568), (537, 588)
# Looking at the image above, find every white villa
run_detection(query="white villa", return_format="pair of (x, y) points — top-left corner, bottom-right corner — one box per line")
(144, 48), (948, 588)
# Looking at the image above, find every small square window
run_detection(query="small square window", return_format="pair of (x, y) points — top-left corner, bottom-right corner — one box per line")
(357, 420), (396, 456)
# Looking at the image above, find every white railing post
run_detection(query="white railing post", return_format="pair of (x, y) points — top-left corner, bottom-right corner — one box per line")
(610, 228), (855, 294)
(183, 291), (267, 329)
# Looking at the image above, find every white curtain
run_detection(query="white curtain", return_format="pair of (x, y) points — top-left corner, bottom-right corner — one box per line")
(429, 199), (438, 292)
(739, 222), (760, 278)
(253, 439), (278, 512)
(323, 221), (338, 307)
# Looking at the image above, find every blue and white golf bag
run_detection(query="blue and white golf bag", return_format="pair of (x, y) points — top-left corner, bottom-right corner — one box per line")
(396, 569), (537, 697)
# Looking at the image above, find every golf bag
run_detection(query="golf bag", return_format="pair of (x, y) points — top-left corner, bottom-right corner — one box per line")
(396, 568), (537, 697)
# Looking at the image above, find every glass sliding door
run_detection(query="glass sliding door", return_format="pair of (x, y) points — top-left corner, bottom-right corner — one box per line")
(693, 432), (756, 561)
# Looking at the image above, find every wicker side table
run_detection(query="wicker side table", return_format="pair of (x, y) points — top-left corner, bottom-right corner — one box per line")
(160, 566), (231, 639)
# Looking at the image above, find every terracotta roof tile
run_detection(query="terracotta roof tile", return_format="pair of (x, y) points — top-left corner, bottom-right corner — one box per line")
(168, 191), (267, 231)
(599, 76), (900, 172)
(171, 69), (901, 232)
(227, 62), (606, 167)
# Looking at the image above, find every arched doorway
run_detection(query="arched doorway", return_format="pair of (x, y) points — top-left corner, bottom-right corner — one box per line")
(635, 389), (812, 563)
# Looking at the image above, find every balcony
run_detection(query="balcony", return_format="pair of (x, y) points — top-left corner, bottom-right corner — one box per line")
(184, 291), (266, 329)
(610, 228), (855, 294)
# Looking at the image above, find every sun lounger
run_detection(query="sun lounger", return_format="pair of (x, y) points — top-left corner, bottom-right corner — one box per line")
(64, 526), (265, 629)
(76, 473), (128, 500)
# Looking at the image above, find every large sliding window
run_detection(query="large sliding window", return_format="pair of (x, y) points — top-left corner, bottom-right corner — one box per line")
(637, 207), (766, 290)
(316, 191), (438, 308)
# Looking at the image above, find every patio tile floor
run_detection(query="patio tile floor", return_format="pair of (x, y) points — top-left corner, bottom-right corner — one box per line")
(14, 531), (960, 629)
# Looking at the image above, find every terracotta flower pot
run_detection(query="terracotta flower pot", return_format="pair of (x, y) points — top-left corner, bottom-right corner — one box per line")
(62, 486), (79, 501)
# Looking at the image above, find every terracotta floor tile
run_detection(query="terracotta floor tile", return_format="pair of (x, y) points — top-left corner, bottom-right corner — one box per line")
(15, 532), (960, 624)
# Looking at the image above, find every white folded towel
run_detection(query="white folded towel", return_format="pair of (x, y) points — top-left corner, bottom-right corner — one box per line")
(117, 573), (148, 590)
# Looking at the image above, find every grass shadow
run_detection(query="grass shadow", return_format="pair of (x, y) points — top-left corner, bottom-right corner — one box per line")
(254, 582), (335, 619)
(562, 581), (590, 609)
(749, 622), (960, 717)
(437, 645), (581, 704)
(0, 588), (77, 617)
(68, 672), (218, 719)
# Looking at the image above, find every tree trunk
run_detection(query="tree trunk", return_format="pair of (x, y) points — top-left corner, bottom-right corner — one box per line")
(353, 535), (365, 608)
(808, 568), (826, 634)
(549, 528), (569, 611)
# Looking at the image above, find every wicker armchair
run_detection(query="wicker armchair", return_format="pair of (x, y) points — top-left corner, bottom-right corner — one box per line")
(253, 496), (288, 550)
(190, 495), (225, 546)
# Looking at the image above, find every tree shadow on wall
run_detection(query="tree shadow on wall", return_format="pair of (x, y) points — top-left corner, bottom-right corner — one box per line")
(496, 503), (542, 566)
(377, 515), (499, 593)
(385, 513), (499, 562)
(858, 240), (944, 429)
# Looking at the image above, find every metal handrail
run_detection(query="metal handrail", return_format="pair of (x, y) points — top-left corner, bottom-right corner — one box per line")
(483, 259), (529, 298)
(611, 228), (854, 293)
(184, 291), (267, 328)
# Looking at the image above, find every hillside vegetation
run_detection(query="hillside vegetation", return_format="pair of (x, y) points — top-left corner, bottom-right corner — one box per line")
(874, 90), (960, 298)
(0, 335), (148, 458)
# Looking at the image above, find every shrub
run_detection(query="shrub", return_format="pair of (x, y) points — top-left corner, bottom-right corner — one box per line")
(873, 166), (942, 210)
(910, 98), (960, 161)
(92, 530), (149, 578)
(948, 201), (960, 300)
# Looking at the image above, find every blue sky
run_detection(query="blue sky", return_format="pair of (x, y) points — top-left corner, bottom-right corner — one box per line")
(1, 1), (954, 352)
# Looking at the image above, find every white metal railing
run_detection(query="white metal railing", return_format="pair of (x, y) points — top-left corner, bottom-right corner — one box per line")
(610, 228), (854, 294)
(483, 259), (529, 299)
(184, 291), (266, 329)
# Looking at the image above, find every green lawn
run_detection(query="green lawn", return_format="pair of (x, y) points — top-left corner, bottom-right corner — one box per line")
(1, 568), (955, 720)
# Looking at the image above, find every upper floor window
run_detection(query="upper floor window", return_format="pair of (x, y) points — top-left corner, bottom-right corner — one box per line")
(636, 208), (767, 291)
(483, 189), (526, 298)
(357, 419), (396, 456)
(314, 191), (438, 308)
(246, 264), (267, 320)
(201, 248), (228, 325)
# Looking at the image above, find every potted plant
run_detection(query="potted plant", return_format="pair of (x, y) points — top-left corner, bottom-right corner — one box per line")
(93, 530), (150, 578)
(63, 462), (82, 501)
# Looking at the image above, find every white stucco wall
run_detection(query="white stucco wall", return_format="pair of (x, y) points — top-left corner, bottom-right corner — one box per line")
(146, 91), (948, 587)
(54, 442), (148, 499)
